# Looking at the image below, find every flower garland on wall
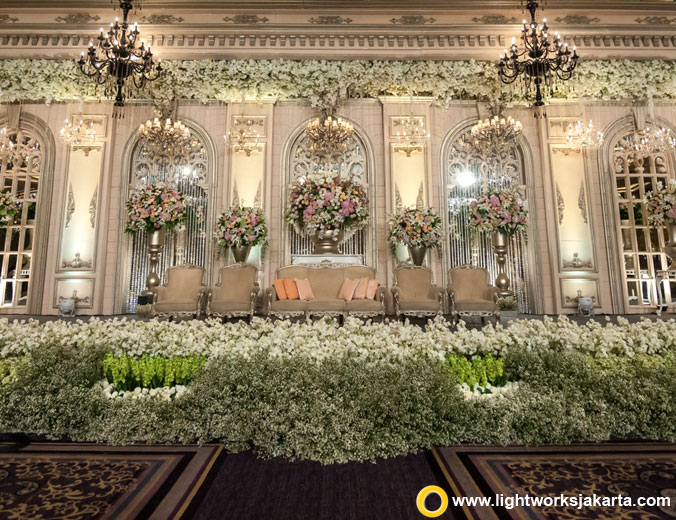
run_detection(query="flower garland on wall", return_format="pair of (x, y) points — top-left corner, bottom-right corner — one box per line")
(387, 207), (443, 252)
(125, 183), (188, 234)
(3, 59), (676, 106)
(215, 206), (268, 249)
(285, 170), (369, 239)
(468, 189), (528, 236)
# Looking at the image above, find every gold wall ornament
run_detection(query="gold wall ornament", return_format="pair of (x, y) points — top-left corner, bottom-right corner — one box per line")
(65, 183), (75, 228)
(562, 253), (593, 269)
(578, 183), (588, 224)
(305, 109), (354, 157)
(62, 252), (93, 269)
(556, 182), (565, 224)
(89, 185), (98, 228)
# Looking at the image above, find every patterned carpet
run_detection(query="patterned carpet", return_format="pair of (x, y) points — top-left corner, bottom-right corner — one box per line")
(0, 442), (221, 520)
(433, 444), (676, 520)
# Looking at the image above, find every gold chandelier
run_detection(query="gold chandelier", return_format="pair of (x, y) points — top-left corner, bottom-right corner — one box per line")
(627, 125), (674, 159)
(392, 89), (429, 157)
(137, 117), (202, 165)
(468, 114), (523, 159)
(306, 109), (354, 156)
(566, 120), (604, 150)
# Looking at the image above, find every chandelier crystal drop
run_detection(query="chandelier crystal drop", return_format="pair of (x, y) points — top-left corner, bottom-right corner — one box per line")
(305, 110), (354, 156)
(565, 120), (604, 150)
(497, 0), (579, 108)
(77, 1), (162, 114)
(468, 114), (523, 159)
(137, 117), (202, 165)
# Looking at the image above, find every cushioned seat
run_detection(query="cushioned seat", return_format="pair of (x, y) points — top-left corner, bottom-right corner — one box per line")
(152, 266), (206, 318)
(307, 299), (346, 312)
(398, 299), (442, 312)
(391, 266), (443, 318)
(267, 263), (385, 318)
(207, 264), (260, 321)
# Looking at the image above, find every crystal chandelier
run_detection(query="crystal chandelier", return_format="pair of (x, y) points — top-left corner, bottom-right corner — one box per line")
(627, 126), (674, 159)
(137, 117), (202, 166)
(305, 109), (354, 156)
(77, 1), (162, 114)
(392, 89), (429, 157)
(60, 117), (98, 155)
(566, 120), (604, 150)
(498, 1), (579, 108)
(468, 114), (523, 159)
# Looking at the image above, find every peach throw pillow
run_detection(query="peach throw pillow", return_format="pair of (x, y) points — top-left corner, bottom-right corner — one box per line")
(338, 279), (359, 302)
(352, 277), (369, 299)
(295, 278), (315, 301)
(283, 278), (300, 300)
(273, 279), (288, 300)
(366, 279), (380, 300)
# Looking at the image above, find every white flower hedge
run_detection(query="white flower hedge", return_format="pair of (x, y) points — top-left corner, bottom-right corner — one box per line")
(2, 59), (676, 106)
(1, 316), (676, 463)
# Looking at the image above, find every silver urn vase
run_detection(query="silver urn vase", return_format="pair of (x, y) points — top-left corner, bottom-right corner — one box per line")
(141, 228), (165, 297)
(311, 228), (344, 255)
(231, 245), (252, 263)
(492, 231), (513, 297)
(407, 246), (428, 266)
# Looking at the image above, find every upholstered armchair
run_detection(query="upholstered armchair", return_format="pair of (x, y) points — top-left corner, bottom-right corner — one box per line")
(207, 264), (260, 322)
(391, 266), (444, 319)
(152, 265), (208, 319)
(447, 265), (499, 325)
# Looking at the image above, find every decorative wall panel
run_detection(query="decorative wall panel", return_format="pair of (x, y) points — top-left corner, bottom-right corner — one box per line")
(53, 278), (94, 309)
(444, 125), (533, 313)
(560, 278), (600, 309)
(57, 145), (103, 273)
(122, 129), (211, 313)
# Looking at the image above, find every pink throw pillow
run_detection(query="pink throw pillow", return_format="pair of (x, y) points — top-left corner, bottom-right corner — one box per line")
(352, 277), (369, 299)
(295, 278), (315, 301)
(338, 279), (359, 302)
(366, 279), (380, 300)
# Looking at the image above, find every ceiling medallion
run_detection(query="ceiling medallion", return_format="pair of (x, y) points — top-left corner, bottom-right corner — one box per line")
(77, 1), (162, 116)
(392, 88), (429, 157)
(566, 119), (604, 150)
(468, 113), (523, 159)
(305, 109), (354, 156)
(137, 117), (202, 166)
(498, 0), (579, 110)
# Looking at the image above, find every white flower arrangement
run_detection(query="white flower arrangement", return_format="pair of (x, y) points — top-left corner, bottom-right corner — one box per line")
(459, 381), (520, 400)
(97, 379), (187, 401)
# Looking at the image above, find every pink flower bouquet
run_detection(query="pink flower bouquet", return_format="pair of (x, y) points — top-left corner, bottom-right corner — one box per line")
(645, 179), (676, 226)
(468, 189), (528, 236)
(215, 206), (268, 249)
(387, 206), (443, 251)
(125, 183), (188, 234)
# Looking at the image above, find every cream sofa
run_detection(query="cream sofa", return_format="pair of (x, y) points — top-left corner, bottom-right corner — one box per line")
(267, 264), (385, 318)
(207, 264), (260, 322)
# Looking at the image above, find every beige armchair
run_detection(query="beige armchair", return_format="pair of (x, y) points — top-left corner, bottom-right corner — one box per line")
(447, 265), (499, 325)
(391, 266), (444, 319)
(152, 265), (208, 319)
(207, 264), (260, 322)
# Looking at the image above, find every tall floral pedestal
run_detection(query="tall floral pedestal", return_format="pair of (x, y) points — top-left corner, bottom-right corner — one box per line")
(492, 231), (513, 298)
(141, 228), (165, 297)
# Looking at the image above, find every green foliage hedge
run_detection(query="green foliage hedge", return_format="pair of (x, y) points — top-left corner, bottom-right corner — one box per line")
(1, 342), (676, 463)
(103, 353), (206, 390)
(444, 353), (504, 387)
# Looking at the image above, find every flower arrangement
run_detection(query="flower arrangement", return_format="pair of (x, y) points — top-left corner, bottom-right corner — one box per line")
(125, 183), (188, 234)
(468, 189), (528, 236)
(387, 206), (443, 251)
(285, 170), (369, 238)
(645, 179), (676, 226)
(215, 206), (268, 249)
(0, 190), (20, 226)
